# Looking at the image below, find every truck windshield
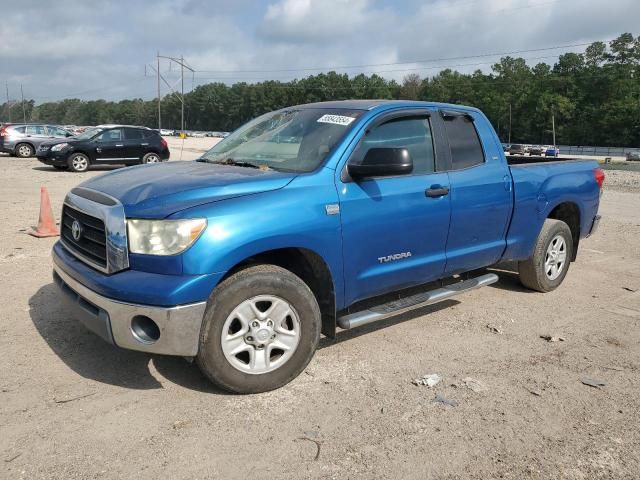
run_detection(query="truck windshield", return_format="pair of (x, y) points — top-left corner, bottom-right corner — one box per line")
(199, 108), (363, 172)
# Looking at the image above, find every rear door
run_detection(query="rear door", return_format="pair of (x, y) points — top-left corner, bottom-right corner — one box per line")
(25, 125), (49, 148)
(338, 110), (451, 306)
(437, 110), (512, 274)
(122, 127), (146, 161)
(94, 128), (125, 161)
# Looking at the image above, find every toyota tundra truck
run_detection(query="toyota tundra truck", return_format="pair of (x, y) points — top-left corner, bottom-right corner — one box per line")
(51, 100), (604, 393)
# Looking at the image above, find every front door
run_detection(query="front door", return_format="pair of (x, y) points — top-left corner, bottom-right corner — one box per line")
(338, 112), (451, 306)
(94, 128), (125, 161)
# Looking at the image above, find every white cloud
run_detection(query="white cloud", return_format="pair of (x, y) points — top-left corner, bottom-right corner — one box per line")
(1, 0), (639, 102)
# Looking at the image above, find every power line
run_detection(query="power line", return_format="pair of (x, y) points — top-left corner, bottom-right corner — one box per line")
(193, 40), (602, 74)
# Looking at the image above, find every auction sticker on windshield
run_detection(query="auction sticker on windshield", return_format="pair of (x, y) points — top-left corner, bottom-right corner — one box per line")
(317, 114), (356, 126)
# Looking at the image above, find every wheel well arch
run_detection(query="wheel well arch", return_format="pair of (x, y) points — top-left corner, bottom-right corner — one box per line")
(547, 201), (580, 261)
(221, 247), (337, 338)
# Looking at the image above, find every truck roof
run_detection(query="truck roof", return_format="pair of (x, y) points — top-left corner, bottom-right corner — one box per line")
(295, 99), (482, 114)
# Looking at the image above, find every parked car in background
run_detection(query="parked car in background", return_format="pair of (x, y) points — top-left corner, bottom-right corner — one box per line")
(502, 143), (510, 152)
(528, 145), (544, 156)
(508, 144), (526, 155)
(36, 125), (169, 172)
(625, 150), (640, 161)
(160, 129), (174, 136)
(546, 146), (560, 157)
(0, 123), (73, 157)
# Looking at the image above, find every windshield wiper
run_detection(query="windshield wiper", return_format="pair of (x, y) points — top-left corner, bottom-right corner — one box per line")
(205, 158), (272, 170)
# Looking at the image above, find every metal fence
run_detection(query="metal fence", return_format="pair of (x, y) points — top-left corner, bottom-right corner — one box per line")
(557, 145), (639, 156)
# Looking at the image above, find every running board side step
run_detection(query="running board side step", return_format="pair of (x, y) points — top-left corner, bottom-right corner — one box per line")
(337, 273), (499, 330)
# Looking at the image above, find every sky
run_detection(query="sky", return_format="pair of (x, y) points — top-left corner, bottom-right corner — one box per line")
(1, 0), (638, 104)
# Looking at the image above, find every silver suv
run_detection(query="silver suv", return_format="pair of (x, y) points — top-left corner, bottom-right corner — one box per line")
(0, 124), (73, 158)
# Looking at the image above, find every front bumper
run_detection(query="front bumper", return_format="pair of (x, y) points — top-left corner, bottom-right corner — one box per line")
(53, 260), (207, 356)
(37, 148), (69, 165)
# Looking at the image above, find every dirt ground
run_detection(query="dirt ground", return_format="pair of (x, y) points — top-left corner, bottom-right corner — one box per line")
(1, 141), (639, 479)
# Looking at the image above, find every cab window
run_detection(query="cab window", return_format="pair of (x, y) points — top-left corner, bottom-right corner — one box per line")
(442, 113), (484, 170)
(355, 117), (435, 174)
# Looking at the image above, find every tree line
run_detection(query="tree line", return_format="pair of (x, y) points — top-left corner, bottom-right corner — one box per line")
(1, 33), (639, 147)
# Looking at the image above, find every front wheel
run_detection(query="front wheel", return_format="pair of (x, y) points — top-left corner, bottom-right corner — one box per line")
(519, 219), (573, 292)
(197, 265), (321, 393)
(67, 153), (90, 172)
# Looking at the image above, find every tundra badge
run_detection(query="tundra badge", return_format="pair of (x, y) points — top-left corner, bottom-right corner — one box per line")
(378, 252), (412, 263)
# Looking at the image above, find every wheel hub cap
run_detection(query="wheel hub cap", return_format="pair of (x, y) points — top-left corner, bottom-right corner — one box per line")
(221, 295), (301, 374)
(544, 234), (567, 280)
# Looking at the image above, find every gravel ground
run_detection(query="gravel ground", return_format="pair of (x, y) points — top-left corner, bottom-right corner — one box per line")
(1, 145), (639, 479)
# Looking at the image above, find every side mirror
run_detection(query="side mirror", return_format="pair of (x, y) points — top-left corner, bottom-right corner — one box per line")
(348, 147), (413, 179)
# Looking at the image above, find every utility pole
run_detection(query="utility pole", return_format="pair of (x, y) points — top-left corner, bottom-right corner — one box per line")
(181, 55), (185, 134)
(20, 84), (26, 123)
(508, 103), (512, 144)
(157, 52), (161, 130)
(552, 112), (556, 147)
(5, 81), (11, 123)
(152, 54), (193, 135)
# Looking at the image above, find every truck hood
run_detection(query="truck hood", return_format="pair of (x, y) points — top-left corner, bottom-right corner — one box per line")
(79, 161), (296, 218)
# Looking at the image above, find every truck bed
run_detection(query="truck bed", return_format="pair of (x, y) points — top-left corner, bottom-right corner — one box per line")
(506, 155), (577, 166)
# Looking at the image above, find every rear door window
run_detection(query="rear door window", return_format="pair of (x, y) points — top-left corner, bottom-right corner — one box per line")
(26, 125), (46, 136)
(12, 126), (26, 134)
(442, 113), (484, 170)
(124, 128), (143, 140)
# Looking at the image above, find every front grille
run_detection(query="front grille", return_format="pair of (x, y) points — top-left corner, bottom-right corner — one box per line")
(61, 205), (107, 269)
(38, 145), (50, 151)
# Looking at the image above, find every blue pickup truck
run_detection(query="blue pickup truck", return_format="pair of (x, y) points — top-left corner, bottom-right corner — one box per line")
(52, 100), (604, 393)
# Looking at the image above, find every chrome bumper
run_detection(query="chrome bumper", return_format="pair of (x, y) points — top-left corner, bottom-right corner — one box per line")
(53, 263), (206, 356)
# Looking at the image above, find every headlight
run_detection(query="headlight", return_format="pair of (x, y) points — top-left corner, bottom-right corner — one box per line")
(51, 143), (69, 152)
(127, 219), (207, 255)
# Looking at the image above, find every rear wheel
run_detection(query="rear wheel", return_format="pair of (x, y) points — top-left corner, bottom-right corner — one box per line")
(197, 265), (321, 393)
(142, 152), (160, 164)
(15, 143), (34, 158)
(519, 219), (573, 292)
(67, 153), (90, 172)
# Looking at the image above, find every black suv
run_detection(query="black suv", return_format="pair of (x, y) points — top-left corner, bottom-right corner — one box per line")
(36, 125), (170, 172)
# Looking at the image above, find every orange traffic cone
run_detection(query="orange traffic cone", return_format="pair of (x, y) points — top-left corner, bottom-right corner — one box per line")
(29, 186), (60, 238)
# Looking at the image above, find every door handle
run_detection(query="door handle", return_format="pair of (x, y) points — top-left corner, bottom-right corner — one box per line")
(425, 186), (450, 197)
(115, 144), (124, 147)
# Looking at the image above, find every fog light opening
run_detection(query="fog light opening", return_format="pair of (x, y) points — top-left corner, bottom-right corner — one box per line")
(131, 315), (160, 344)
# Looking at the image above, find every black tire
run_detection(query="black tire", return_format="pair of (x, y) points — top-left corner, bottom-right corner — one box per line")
(67, 152), (90, 172)
(53, 165), (68, 171)
(15, 143), (34, 158)
(142, 152), (161, 164)
(518, 219), (573, 292)
(197, 265), (321, 394)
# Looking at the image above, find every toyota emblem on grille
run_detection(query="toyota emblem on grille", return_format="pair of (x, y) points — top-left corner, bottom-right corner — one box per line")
(71, 219), (83, 241)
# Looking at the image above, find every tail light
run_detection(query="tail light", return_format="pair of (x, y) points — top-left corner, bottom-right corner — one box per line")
(160, 137), (168, 149)
(594, 167), (605, 189)
(0, 124), (10, 137)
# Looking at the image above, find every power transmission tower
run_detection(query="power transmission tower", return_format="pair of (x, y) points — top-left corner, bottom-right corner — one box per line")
(148, 54), (194, 134)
